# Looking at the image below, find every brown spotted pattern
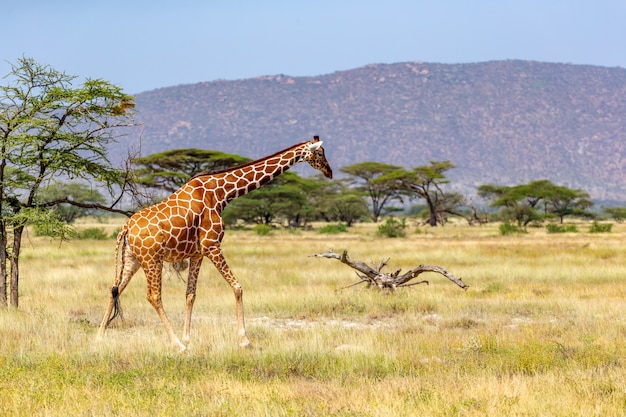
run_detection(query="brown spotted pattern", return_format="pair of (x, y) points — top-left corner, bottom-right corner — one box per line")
(97, 137), (332, 350)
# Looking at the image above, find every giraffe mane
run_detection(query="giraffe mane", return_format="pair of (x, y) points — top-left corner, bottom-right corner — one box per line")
(191, 141), (309, 179)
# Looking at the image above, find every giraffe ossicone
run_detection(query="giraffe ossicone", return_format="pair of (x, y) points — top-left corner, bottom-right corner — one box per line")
(96, 136), (332, 350)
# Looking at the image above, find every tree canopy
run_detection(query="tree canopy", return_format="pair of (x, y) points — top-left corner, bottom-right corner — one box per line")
(380, 160), (458, 226)
(478, 179), (593, 225)
(340, 161), (403, 222)
(0, 57), (135, 307)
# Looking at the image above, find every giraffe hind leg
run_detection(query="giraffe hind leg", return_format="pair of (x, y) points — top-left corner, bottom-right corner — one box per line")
(144, 262), (187, 352)
(182, 256), (203, 345)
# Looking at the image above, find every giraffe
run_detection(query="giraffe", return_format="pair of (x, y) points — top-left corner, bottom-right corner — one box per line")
(96, 136), (332, 351)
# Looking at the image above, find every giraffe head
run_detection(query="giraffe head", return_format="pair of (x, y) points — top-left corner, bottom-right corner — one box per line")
(304, 136), (333, 179)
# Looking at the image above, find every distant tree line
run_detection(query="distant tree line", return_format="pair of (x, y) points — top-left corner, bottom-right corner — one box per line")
(128, 149), (613, 229)
(33, 148), (623, 231)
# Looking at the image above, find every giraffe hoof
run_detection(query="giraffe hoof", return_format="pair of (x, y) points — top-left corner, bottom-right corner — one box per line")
(239, 337), (252, 348)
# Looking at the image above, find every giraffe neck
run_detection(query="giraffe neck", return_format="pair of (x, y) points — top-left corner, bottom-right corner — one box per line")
(210, 142), (307, 203)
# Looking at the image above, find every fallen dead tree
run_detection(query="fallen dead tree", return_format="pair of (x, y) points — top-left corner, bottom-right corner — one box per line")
(311, 249), (468, 291)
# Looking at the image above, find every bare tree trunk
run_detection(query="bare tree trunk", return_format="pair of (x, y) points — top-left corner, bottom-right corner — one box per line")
(311, 249), (468, 291)
(9, 225), (23, 308)
(422, 194), (437, 227)
(0, 222), (7, 307)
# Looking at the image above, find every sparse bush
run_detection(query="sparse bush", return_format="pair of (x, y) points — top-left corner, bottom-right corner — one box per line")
(78, 227), (109, 240)
(377, 217), (406, 238)
(589, 221), (612, 233)
(499, 222), (527, 235)
(253, 223), (273, 236)
(546, 224), (578, 233)
(318, 223), (348, 234)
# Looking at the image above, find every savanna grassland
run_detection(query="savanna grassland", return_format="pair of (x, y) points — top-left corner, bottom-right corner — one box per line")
(0, 219), (624, 416)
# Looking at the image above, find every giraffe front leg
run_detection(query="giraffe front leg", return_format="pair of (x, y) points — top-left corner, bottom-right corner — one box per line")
(207, 246), (250, 347)
(182, 256), (203, 345)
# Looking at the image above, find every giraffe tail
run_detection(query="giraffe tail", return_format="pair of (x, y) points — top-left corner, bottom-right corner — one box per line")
(107, 285), (123, 326)
(107, 225), (128, 326)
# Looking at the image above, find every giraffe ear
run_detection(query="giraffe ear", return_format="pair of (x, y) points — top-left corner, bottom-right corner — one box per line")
(309, 141), (323, 152)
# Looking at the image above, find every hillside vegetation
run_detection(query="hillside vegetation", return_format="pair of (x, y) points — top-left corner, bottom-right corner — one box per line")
(123, 60), (626, 202)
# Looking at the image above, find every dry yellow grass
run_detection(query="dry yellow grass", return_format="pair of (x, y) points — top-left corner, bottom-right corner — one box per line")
(0, 220), (624, 416)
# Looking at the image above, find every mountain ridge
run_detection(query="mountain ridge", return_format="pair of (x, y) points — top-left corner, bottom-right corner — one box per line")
(122, 60), (626, 202)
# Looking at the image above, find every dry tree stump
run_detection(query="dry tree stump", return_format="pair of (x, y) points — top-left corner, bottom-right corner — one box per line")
(311, 249), (468, 291)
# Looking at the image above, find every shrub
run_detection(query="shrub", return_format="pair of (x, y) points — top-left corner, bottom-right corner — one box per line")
(318, 223), (348, 234)
(546, 224), (578, 233)
(499, 222), (527, 235)
(253, 224), (273, 236)
(377, 217), (406, 238)
(589, 221), (612, 233)
(78, 227), (109, 240)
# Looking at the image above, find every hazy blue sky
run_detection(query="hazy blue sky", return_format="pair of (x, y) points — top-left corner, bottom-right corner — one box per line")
(3, 1), (625, 93)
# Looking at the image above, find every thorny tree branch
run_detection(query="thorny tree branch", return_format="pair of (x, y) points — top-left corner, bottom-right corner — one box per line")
(310, 249), (469, 291)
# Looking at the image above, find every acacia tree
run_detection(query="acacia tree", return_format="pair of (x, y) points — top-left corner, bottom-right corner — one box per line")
(382, 160), (457, 226)
(340, 162), (403, 222)
(0, 57), (135, 307)
(544, 184), (593, 223)
(478, 182), (545, 226)
(478, 179), (593, 225)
